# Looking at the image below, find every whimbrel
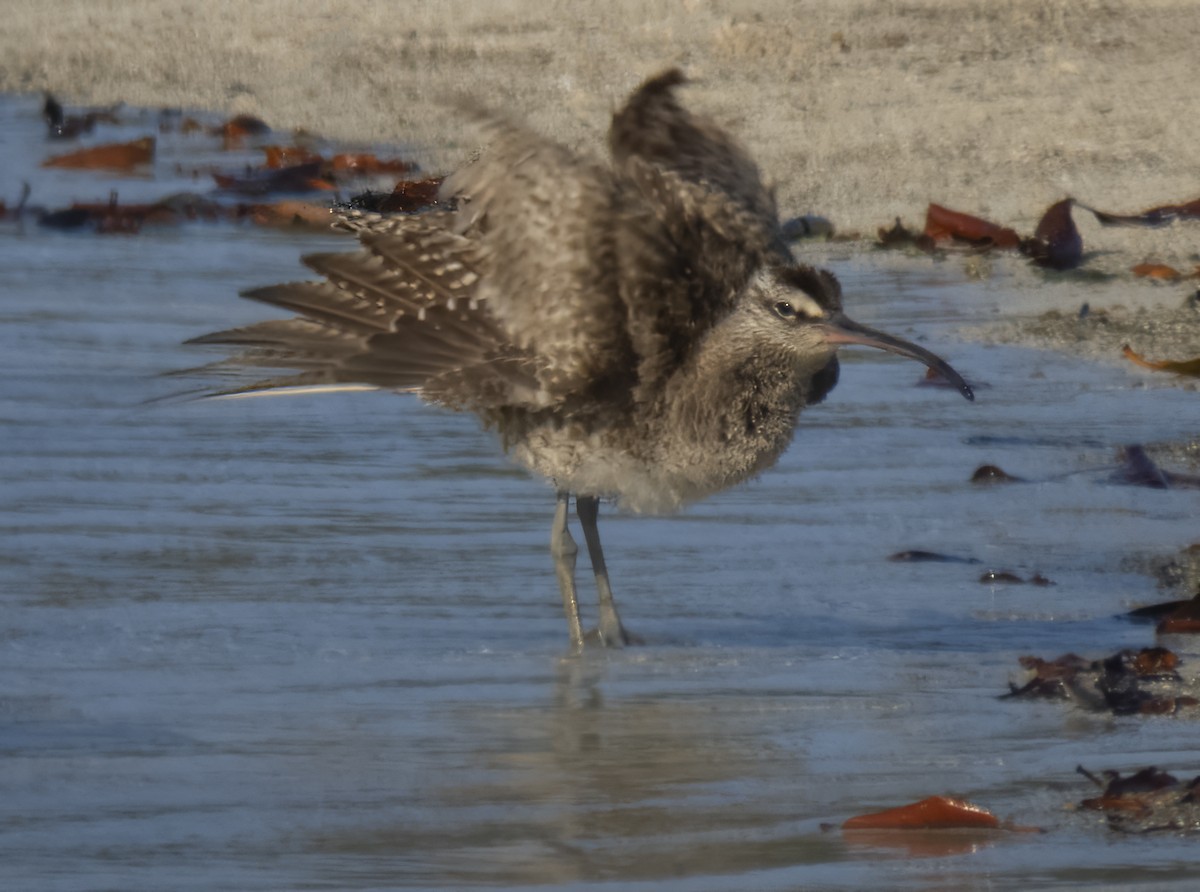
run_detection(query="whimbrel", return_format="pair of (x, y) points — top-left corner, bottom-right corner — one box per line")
(190, 69), (973, 648)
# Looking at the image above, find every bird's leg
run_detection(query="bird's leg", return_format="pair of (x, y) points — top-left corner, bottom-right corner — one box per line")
(575, 495), (632, 647)
(551, 490), (585, 649)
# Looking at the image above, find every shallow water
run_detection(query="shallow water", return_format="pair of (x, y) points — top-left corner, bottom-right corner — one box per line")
(2, 94), (1198, 891)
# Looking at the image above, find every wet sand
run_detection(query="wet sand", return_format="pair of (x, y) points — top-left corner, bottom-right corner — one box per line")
(4, 0), (1199, 357)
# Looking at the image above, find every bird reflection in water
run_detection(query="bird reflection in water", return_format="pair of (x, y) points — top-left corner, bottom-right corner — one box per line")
(307, 657), (833, 885)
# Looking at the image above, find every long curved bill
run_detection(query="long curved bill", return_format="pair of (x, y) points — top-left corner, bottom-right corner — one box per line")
(819, 315), (974, 401)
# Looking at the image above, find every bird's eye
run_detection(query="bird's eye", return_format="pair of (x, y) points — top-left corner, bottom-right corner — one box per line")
(773, 301), (797, 319)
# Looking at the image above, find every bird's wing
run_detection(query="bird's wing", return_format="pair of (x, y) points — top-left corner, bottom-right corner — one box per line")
(441, 107), (637, 403)
(191, 72), (780, 415)
(187, 211), (547, 411)
(607, 69), (791, 400)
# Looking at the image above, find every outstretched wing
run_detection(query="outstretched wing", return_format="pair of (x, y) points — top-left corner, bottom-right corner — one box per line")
(608, 69), (790, 401)
(188, 211), (546, 411)
(190, 70), (780, 416)
(191, 107), (642, 413)
(442, 106), (637, 403)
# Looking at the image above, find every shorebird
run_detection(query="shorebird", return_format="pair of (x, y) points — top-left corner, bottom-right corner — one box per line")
(190, 69), (973, 648)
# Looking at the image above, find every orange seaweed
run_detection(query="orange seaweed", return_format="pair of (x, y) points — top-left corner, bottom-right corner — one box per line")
(42, 136), (155, 173)
(843, 796), (1001, 831)
(244, 200), (334, 228)
(1132, 263), (1185, 280)
(219, 114), (271, 148)
(1076, 765), (1200, 830)
(329, 152), (417, 175)
(923, 203), (1021, 249)
(261, 145), (322, 169)
(1155, 594), (1200, 634)
(213, 161), (333, 195)
(1159, 616), (1200, 634)
(1122, 345), (1200, 378)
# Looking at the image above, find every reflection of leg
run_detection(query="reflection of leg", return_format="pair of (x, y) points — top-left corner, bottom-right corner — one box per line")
(576, 495), (630, 647)
(551, 490), (584, 648)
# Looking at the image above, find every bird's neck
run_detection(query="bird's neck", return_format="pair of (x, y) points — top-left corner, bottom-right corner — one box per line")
(656, 323), (820, 485)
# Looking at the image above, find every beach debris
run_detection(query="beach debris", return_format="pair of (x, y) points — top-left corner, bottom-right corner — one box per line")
(0, 183), (34, 221)
(1131, 262), (1200, 281)
(1126, 596), (1194, 622)
(970, 464), (1022, 484)
(1127, 590), (1200, 634)
(980, 570), (1024, 584)
(836, 794), (1044, 854)
(207, 149), (421, 197)
(1079, 196), (1200, 228)
(39, 194), (140, 233)
(1112, 445), (1200, 490)
(239, 200), (336, 229)
(42, 93), (122, 140)
(921, 203), (1021, 249)
(882, 199), (1084, 268)
(259, 145), (418, 176)
(1114, 444), (1171, 488)
(31, 96), (434, 235)
(833, 808), (1041, 857)
(38, 191), (227, 233)
(827, 794), (1040, 858)
(1019, 198), (1082, 270)
(217, 113), (271, 148)
(212, 160), (334, 195)
(1122, 345), (1200, 380)
(1156, 607), (1200, 635)
(843, 796), (1002, 831)
(157, 109), (273, 144)
(978, 570), (1055, 585)
(1004, 646), (1197, 715)
(327, 152), (417, 175)
(34, 190), (341, 234)
(876, 216), (932, 250)
(887, 550), (981, 564)
(1077, 766), (1200, 833)
(781, 214), (834, 240)
(261, 144), (322, 169)
(345, 176), (445, 213)
(42, 136), (155, 173)
(157, 113), (207, 135)
(43, 94), (83, 137)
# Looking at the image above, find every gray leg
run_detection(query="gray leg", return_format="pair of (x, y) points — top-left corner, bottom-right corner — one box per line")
(576, 495), (631, 647)
(551, 490), (584, 649)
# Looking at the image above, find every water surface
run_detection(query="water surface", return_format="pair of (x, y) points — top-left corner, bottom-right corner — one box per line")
(2, 94), (1198, 891)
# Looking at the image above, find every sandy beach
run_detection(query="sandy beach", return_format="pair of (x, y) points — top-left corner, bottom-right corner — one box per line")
(3, 0), (1199, 356)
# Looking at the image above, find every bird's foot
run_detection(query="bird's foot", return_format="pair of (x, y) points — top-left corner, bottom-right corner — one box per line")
(583, 622), (643, 648)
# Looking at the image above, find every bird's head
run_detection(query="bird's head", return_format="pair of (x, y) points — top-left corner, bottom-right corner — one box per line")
(743, 264), (974, 401)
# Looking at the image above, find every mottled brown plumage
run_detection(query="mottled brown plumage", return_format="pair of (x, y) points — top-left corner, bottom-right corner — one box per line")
(191, 69), (972, 648)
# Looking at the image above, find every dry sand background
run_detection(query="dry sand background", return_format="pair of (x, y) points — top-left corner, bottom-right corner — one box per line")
(2, 0), (1199, 353)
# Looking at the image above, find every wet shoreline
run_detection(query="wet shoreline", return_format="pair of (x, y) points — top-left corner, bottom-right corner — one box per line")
(3, 84), (1200, 889)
